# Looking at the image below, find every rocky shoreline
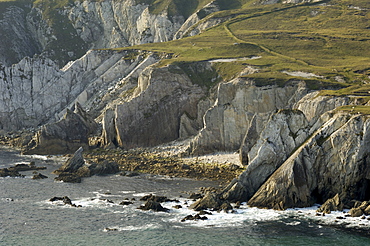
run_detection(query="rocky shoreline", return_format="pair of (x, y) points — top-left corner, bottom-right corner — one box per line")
(2, 143), (370, 236)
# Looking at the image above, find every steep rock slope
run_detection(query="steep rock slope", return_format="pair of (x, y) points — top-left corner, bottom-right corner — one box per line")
(248, 112), (370, 209)
(0, 49), (155, 131)
(0, 5), (40, 66)
(102, 63), (209, 149)
(0, 0), (224, 66)
(191, 79), (308, 155)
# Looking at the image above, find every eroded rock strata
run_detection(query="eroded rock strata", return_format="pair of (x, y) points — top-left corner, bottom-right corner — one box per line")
(1, 0), (370, 212)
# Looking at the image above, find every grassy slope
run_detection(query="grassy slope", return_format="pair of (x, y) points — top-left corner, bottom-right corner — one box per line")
(1, 0), (369, 101)
(117, 0), (370, 95)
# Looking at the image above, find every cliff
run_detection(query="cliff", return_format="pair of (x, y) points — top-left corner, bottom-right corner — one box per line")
(1, 0), (370, 210)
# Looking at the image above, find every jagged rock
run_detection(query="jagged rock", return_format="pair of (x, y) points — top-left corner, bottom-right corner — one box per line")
(137, 200), (169, 212)
(89, 160), (120, 176)
(32, 173), (48, 179)
(56, 147), (85, 173)
(364, 205), (370, 215)
(247, 113), (370, 210)
(189, 192), (230, 211)
(317, 194), (344, 214)
(191, 79), (308, 155)
(222, 109), (310, 202)
(49, 196), (81, 207)
(221, 179), (248, 203)
(23, 103), (96, 155)
(54, 173), (82, 183)
(75, 165), (92, 178)
(349, 201), (370, 217)
(181, 214), (208, 222)
(188, 193), (204, 200)
(350, 207), (365, 217)
(139, 194), (178, 203)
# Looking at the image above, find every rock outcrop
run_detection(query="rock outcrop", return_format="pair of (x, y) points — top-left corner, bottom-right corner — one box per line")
(0, 49), (157, 132)
(23, 103), (97, 155)
(191, 79), (308, 155)
(247, 112), (370, 210)
(102, 63), (208, 149)
(54, 147), (120, 182)
(316, 194), (344, 214)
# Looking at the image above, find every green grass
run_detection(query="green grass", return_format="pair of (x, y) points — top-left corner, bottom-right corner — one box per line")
(337, 105), (370, 115)
(119, 0), (369, 92)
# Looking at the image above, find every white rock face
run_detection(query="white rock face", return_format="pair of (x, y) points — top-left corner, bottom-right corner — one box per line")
(65, 0), (184, 49)
(191, 79), (308, 154)
(248, 112), (370, 209)
(294, 91), (350, 122)
(0, 49), (154, 131)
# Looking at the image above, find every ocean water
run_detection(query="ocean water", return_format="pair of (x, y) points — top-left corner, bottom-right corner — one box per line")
(1, 146), (370, 246)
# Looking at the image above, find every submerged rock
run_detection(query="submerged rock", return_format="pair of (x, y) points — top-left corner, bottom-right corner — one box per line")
(181, 214), (208, 222)
(49, 196), (81, 207)
(0, 168), (24, 178)
(32, 173), (48, 179)
(137, 200), (169, 212)
(54, 173), (82, 183)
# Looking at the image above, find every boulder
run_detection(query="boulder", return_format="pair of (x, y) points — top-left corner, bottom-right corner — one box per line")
(32, 173), (48, 179)
(54, 173), (82, 183)
(56, 147), (85, 173)
(137, 200), (169, 212)
(90, 160), (120, 175)
(190, 192), (231, 211)
(317, 194), (344, 214)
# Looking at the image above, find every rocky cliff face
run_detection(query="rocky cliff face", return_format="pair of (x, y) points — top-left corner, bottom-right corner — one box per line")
(0, 0), (186, 66)
(0, 49), (155, 131)
(102, 63), (208, 149)
(248, 112), (370, 209)
(0, 5), (41, 66)
(191, 80), (308, 155)
(2, 0), (370, 212)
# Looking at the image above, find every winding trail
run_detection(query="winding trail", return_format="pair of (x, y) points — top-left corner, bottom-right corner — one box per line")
(219, 0), (331, 67)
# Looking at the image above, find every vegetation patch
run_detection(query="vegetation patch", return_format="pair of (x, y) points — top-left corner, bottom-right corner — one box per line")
(172, 61), (221, 88)
(336, 105), (370, 115)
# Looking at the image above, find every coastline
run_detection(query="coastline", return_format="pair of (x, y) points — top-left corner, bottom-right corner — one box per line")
(1, 143), (370, 240)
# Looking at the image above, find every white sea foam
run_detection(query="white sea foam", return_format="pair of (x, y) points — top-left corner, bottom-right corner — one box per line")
(103, 223), (160, 232)
(132, 192), (157, 197)
(162, 200), (282, 228)
(28, 155), (49, 161)
(287, 206), (370, 229)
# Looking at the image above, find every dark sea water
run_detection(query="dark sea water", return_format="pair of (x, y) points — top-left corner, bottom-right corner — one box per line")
(1, 146), (370, 246)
